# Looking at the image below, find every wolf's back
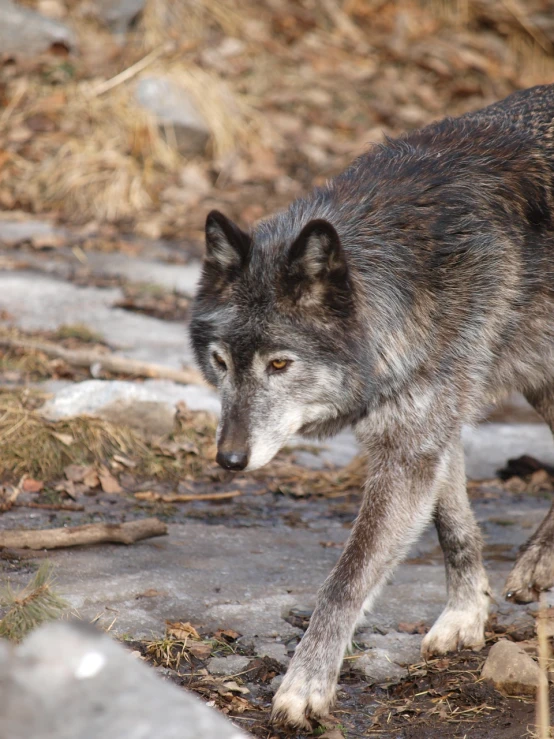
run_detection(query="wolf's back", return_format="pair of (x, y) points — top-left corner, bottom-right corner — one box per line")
(463, 84), (554, 155)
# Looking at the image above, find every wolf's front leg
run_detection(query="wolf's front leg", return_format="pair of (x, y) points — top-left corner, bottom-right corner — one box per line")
(422, 441), (490, 656)
(271, 451), (446, 728)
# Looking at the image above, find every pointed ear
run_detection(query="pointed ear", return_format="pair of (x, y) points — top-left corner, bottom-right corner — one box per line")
(205, 210), (251, 270)
(287, 219), (346, 279)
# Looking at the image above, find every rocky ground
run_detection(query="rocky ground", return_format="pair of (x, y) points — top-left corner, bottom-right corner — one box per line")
(1, 226), (554, 738)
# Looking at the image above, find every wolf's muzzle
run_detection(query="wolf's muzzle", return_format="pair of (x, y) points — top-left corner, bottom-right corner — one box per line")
(216, 450), (248, 471)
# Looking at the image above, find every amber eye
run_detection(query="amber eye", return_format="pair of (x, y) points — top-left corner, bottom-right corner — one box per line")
(213, 352), (227, 370)
(270, 359), (289, 371)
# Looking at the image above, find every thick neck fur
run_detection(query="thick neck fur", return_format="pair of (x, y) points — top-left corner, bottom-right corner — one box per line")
(252, 85), (554, 409)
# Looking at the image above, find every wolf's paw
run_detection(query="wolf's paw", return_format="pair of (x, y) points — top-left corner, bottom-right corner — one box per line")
(421, 603), (488, 658)
(504, 544), (554, 603)
(271, 666), (336, 729)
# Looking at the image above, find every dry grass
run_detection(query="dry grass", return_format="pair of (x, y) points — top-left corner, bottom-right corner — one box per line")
(2, 0), (553, 237)
(9, 82), (178, 224)
(0, 392), (146, 479)
(138, 0), (242, 49)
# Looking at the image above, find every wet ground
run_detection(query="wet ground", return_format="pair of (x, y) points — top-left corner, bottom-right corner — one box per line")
(1, 220), (554, 738)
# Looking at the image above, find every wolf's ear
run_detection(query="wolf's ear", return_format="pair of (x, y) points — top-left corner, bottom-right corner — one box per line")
(287, 219), (346, 280)
(205, 210), (251, 270)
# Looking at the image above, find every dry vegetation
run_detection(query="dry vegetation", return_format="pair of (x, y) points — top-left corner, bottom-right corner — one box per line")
(1, 0), (554, 246)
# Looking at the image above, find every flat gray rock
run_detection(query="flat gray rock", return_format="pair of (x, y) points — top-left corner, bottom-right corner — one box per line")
(0, 621), (248, 739)
(0, 0), (75, 56)
(207, 655), (250, 676)
(0, 219), (67, 247)
(40, 378), (220, 424)
(0, 271), (194, 368)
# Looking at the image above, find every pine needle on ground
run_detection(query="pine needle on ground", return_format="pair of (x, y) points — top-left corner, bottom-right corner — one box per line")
(0, 562), (67, 642)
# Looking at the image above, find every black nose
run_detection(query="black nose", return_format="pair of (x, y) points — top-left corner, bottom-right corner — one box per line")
(216, 450), (248, 471)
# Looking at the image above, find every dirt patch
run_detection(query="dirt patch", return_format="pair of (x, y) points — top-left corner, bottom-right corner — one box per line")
(132, 624), (547, 739)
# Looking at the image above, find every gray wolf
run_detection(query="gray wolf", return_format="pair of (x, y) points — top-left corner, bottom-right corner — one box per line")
(190, 84), (554, 728)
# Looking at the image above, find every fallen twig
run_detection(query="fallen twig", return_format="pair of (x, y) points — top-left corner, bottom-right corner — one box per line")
(14, 501), (84, 512)
(0, 517), (167, 550)
(87, 42), (174, 97)
(0, 336), (206, 386)
(135, 490), (241, 503)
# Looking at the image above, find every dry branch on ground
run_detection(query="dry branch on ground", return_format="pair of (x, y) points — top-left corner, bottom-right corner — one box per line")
(0, 336), (206, 386)
(0, 517), (167, 550)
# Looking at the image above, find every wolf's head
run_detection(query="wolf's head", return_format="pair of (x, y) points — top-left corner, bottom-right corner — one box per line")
(190, 209), (367, 472)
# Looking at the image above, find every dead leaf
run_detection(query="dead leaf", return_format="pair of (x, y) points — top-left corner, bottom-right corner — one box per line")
(166, 621), (201, 641)
(227, 695), (250, 713)
(64, 464), (88, 482)
(188, 642), (213, 659)
(219, 680), (250, 695)
(21, 478), (44, 493)
(83, 468), (100, 488)
(135, 588), (163, 599)
(398, 621), (428, 635)
(55, 479), (77, 500)
(30, 234), (65, 250)
(214, 628), (240, 643)
(99, 467), (122, 494)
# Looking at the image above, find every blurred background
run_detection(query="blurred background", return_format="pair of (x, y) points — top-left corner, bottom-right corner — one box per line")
(1, 0), (554, 254)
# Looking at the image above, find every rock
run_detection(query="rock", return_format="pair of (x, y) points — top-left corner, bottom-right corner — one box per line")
(95, 0), (145, 33)
(135, 77), (210, 156)
(481, 639), (540, 695)
(0, 0), (75, 56)
(269, 674), (284, 690)
(354, 631), (423, 684)
(207, 655), (251, 676)
(254, 641), (290, 667)
(39, 379), (220, 434)
(98, 399), (176, 439)
(0, 219), (67, 247)
(0, 621), (249, 739)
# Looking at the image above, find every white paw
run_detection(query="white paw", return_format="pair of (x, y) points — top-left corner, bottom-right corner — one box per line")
(421, 600), (488, 658)
(271, 666), (336, 728)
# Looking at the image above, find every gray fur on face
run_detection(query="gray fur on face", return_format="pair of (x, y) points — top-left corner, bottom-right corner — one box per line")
(190, 84), (554, 728)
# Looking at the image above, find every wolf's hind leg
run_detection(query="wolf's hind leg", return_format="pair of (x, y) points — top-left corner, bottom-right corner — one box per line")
(421, 441), (490, 657)
(504, 386), (554, 603)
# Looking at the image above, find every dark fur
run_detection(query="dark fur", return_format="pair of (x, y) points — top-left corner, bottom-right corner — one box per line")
(190, 85), (554, 727)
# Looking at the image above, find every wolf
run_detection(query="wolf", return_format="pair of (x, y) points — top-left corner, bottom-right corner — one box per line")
(190, 84), (554, 728)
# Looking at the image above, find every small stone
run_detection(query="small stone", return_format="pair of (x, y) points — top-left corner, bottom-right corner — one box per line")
(0, 0), (75, 56)
(481, 639), (540, 695)
(95, 0), (144, 33)
(269, 674), (284, 690)
(354, 631), (423, 684)
(254, 641), (290, 667)
(355, 650), (409, 683)
(207, 655), (250, 677)
(135, 77), (210, 156)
